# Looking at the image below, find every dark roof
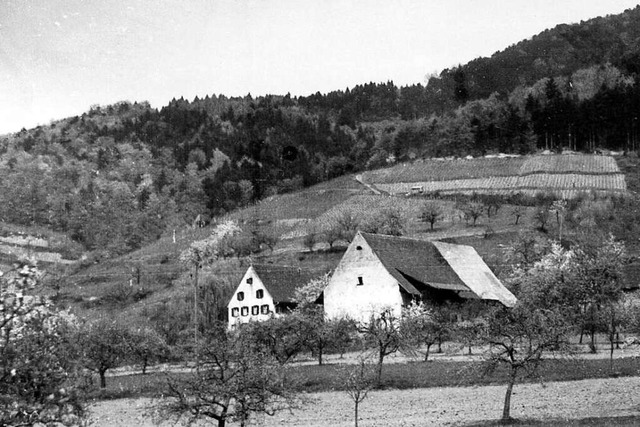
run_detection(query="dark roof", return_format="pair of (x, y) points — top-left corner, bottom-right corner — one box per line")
(359, 232), (516, 307)
(252, 264), (320, 303)
(360, 233), (467, 294)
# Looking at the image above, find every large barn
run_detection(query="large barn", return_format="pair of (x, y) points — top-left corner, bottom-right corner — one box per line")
(323, 232), (517, 322)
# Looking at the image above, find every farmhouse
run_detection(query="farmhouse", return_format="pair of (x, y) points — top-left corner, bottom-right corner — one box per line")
(323, 232), (517, 322)
(227, 264), (317, 328)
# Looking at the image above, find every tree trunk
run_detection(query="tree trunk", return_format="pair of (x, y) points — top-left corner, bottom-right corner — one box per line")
(579, 326), (584, 344)
(610, 335), (615, 374)
(354, 400), (359, 427)
(424, 344), (432, 362)
(502, 368), (517, 422)
(142, 359), (148, 375)
(376, 349), (384, 385)
(99, 369), (107, 389)
(318, 346), (323, 366)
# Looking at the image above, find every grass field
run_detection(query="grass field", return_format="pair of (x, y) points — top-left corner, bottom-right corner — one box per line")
(92, 353), (640, 401)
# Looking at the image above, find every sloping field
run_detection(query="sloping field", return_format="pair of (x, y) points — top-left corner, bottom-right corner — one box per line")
(363, 156), (526, 183)
(363, 154), (626, 198)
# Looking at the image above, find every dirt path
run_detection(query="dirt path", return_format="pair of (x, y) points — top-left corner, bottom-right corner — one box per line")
(88, 376), (640, 426)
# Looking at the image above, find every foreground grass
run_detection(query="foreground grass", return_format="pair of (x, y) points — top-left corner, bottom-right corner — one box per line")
(92, 356), (640, 400)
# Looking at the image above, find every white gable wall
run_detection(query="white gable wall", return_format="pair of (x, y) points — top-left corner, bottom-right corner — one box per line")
(324, 233), (403, 323)
(228, 266), (276, 328)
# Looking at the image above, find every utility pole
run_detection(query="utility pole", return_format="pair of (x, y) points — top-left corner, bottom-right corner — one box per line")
(193, 261), (200, 360)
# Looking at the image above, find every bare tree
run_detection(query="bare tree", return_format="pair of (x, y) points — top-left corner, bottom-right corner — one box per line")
(357, 309), (404, 385)
(401, 301), (451, 361)
(160, 329), (301, 427)
(419, 202), (444, 231)
(511, 205), (524, 225)
(482, 305), (571, 422)
(462, 201), (484, 226)
(323, 226), (342, 250)
(336, 210), (361, 242)
(342, 360), (376, 427)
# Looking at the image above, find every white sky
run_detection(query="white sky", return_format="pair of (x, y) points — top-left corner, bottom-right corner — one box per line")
(0, 0), (639, 135)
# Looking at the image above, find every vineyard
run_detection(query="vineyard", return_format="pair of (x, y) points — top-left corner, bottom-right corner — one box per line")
(363, 154), (627, 198)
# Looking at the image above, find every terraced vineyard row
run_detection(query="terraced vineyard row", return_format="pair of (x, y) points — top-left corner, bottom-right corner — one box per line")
(520, 155), (620, 174)
(376, 173), (627, 196)
(362, 154), (622, 184)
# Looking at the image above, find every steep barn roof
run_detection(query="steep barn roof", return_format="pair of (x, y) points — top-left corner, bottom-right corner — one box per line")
(251, 264), (319, 303)
(359, 232), (516, 307)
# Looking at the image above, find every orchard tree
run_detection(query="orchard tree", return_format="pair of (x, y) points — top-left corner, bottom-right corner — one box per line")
(462, 201), (484, 226)
(161, 329), (300, 427)
(503, 231), (550, 271)
(400, 301), (448, 361)
(362, 208), (404, 236)
(336, 210), (361, 243)
(511, 205), (524, 225)
(482, 304), (571, 422)
(0, 262), (85, 426)
(323, 226), (342, 250)
(76, 318), (132, 388)
(128, 326), (170, 374)
(242, 314), (310, 365)
(419, 202), (444, 231)
(358, 309), (404, 385)
(342, 359), (376, 427)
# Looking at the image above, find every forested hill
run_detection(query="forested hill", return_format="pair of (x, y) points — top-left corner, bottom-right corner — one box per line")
(425, 5), (640, 112)
(1, 6), (640, 259)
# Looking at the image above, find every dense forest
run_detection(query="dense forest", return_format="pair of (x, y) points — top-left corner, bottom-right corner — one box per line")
(1, 6), (640, 257)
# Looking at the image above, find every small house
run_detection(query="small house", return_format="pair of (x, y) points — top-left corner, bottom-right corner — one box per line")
(323, 231), (517, 322)
(227, 264), (318, 328)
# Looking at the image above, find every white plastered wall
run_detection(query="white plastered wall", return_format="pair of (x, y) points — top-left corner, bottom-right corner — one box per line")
(228, 266), (276, 328)
(323, 233), (403, 323)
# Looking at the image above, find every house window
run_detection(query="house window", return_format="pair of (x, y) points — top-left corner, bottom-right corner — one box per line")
(246, 277), (253, 284)
(241, 306), (249, 316)
(256, 289), (264, 299)
(252, 305), (259, 315)
(357, 276), (364, 286)
(237, 292), (244, 301)
(231, 307), (239, 317)
(261, 304), (270, 314)
(356, 245), (363, 250)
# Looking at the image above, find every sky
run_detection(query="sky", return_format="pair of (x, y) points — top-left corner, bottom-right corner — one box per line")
(1, 0), (639, 135)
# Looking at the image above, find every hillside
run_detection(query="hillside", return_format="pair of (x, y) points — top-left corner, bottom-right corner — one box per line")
(424, 6), (640, 110)
(53, 151), (640, 328)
